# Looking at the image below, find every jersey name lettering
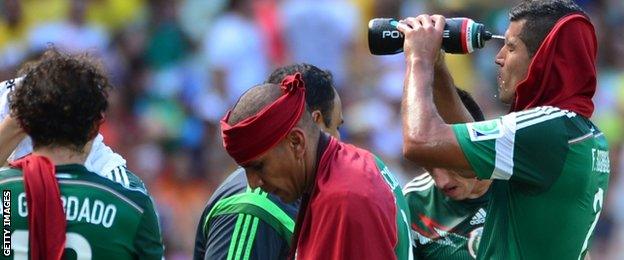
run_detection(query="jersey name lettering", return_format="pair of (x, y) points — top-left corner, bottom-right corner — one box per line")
(17, 193), (117, 228)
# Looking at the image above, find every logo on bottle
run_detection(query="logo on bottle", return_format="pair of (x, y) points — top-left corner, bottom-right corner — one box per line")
(382, 30), (402, 39)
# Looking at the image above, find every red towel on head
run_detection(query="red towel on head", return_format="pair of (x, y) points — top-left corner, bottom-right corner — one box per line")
(10, 155), (66, 260)
(511, 14), (597, 118)
(221, 73), (307, 164)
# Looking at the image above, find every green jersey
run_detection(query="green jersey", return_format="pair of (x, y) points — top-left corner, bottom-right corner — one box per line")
(375, 156), (413, 260)
(452, 106), (610, 259)
(0, 164), (164, 259)
(403, 173), (489, 260)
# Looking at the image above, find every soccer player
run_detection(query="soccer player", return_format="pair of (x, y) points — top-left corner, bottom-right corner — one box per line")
(221, 73), (411, 259)
(397, 0), (609, 259)
(193, 64), (344, 260)
(0, 78), (145, 191)
(0, 50), (163, 259)
(403, 88), (490, 259)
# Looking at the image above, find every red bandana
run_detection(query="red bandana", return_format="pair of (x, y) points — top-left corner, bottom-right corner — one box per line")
(10, 155), (66, 260)
(511, 14), (597, 118)
(221, 73), (306, 164)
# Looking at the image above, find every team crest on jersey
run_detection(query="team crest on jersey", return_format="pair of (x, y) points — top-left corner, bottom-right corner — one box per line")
(467, 227), (483, 259)
(467, 119), (503, 141)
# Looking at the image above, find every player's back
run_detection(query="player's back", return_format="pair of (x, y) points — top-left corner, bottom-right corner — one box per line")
(0, 164), (163, 260)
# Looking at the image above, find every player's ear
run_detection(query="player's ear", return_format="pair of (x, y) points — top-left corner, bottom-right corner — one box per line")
(311, 110), (327, 129)
(87, 113), (105, 141)
(287, 128), (306, 159)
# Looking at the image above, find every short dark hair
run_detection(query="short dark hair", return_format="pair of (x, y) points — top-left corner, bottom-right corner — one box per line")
(266, 63), (336, 126)
(10, 49), (111, 151)
(456, 88), (485, 121)
(509, 0), (585, 57)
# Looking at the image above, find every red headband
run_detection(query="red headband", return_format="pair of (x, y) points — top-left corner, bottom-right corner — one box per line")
(221, 73), (306, 164)
(511, 14), (597, 118)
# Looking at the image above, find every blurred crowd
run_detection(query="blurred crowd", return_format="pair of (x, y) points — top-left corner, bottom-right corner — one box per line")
(1, 0), (622, 258)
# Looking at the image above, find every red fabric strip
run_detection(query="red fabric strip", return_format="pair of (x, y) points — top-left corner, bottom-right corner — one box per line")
(221, 73), (306, 164)
(511, 14), (597, 118)
(10, 155), (66, 260)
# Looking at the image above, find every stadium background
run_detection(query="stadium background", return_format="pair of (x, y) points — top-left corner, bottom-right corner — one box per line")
(0, 0), (622, 258)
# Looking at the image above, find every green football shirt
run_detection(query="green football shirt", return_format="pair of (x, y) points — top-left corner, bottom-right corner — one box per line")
(375, 156), (414, 260)
(452, 106), (610, 259)
(403, 173), (489, 259)
(0, 164), (163, 259)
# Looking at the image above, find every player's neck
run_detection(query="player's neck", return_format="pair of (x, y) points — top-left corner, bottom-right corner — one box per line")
(468, 180), (492, 199)
(32, 146), (88, 165)
(303, 131), (326, 193)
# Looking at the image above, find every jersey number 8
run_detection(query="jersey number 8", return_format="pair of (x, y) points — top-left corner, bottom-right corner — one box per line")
(10, 230), (92, 260)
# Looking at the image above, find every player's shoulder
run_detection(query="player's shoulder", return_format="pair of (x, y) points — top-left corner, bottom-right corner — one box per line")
(0, 167), (25, 183)
(326, 141), (390, 183)
(317, 176), (394, 210)
(199, 168), (248, 220)
(508, 106), (596, 143)
(103, 165), (149, 194)
(329, 141), (372, 169)
(125, 167), (148, 192)
(505, 106), (579, 129)
(403, 173), (435, 194)
(209, 168), (248, 203)
(314, 146), (400, 207)
(76, 167), (155, 212)
(402, 173), (436, 204)
(202, 168), (257, 216)
(460, 106), (580, 143)
(210, 169), (298, 217)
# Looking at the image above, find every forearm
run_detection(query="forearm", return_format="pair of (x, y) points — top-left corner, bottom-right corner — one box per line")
(402, 59), (448, 159)
(398, 14), (473, 172)
(0, 117), (26, 163)
(432, 58), (474, 124)
(401, 59), (473, 172)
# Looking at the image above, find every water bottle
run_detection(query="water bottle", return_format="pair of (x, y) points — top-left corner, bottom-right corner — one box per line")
(368, 17), (496, 55)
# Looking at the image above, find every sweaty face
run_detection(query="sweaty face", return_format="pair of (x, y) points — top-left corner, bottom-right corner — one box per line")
(428, 168), (483, 201)
(317, 91), (344, 139)
(243, 134), (306, 203)
(495, 20), (531, 104)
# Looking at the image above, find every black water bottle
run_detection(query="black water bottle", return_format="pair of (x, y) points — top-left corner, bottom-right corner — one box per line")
(368, 17), (494, 55)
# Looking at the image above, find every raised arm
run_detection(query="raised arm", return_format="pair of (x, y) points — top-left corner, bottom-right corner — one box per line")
(0, 116), (26, 164)
(432, 52), (474, 124)
(0, 78), (27, 165)
(397, 15), (474, 176)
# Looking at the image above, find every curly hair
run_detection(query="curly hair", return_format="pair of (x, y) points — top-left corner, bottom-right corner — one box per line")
(9, 49), (111, 151)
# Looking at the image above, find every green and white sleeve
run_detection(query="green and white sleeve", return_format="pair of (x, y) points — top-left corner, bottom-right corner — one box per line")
(452, 106), (571, 188)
